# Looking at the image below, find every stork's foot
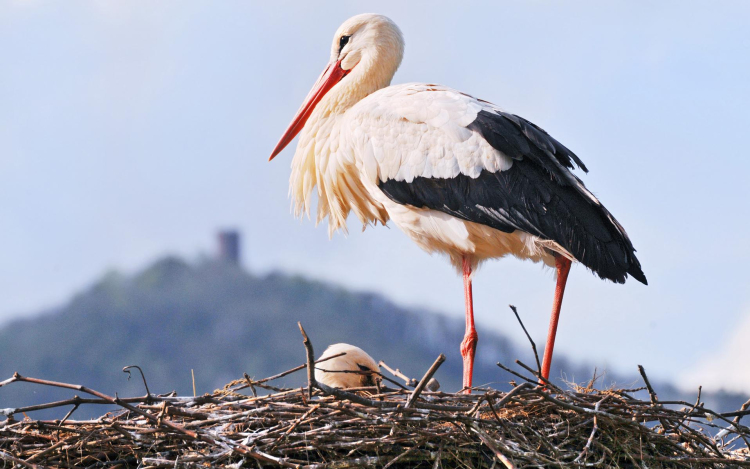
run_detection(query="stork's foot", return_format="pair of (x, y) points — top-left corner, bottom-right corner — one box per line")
(460, 330), (478, 393)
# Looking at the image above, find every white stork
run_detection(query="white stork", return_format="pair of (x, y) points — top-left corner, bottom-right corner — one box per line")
(269, 14), (647, 391)
(316, 343), (381, 389)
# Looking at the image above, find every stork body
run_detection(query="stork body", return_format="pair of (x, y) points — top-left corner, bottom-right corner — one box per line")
(270, 14), (646, 391)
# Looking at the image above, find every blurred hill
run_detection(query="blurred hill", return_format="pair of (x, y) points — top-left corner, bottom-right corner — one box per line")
(1, 257), (747, 419)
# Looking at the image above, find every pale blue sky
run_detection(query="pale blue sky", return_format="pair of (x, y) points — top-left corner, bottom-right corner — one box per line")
(1, 1), (749, 391)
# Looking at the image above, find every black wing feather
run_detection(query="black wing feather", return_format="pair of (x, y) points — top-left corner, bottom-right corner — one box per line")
(379, 110), (646, 285)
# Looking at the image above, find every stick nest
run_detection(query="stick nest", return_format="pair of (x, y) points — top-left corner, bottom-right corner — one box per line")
(2, 325), (749, 468)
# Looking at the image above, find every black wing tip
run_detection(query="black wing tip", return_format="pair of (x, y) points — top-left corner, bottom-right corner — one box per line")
(628, 266), (648, 286)
(578, 159), (589, 174)
(557, 142), (588, 173)
(596, 265), (647, 286)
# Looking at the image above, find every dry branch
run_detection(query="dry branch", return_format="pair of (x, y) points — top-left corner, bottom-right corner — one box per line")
(2, 336), (749, 468)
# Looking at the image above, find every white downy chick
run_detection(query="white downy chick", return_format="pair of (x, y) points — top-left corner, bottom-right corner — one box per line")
(316, 343), (380, 389)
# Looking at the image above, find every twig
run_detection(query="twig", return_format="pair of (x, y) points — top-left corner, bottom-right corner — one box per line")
(243, 372), (258, 397)
(379, 360), (418, 387)
(254, 352), (347, 387)
(0, 450), (40, 469)
(734, 397), (750, 426)
(515, 360), (553, 388)
(122, 365), (152, 402)
(491, 383), (533, 410)
(679, 385), (702, 428)
(721, 409), (750, 419)
(23, 435), (75, 463)
(496, 362), (539, 386)
(373, 372), (410, 390)
(382, 438), (428, 469)
(508, 305), (541, 376)
(637, 365), (659, 405)
(638, 364), (675, 433)
(586, 367), (600, 391)
(298, 322), (316, 399)
(405, 354), (445, 409)
(57, 401), (79, 427)
(466, 383), (531, 417)
(469, 423), (516, 469)
(432, 441), (444, 469)
(574, 395), (610, 463)
(1, 395), (199, 417)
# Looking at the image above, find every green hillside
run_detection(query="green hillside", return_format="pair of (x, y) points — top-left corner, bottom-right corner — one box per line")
(0, 258), (523, 417)
(1, 257), (746, 420)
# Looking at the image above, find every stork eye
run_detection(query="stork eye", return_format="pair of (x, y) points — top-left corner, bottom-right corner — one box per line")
(339, 35), (351, 53)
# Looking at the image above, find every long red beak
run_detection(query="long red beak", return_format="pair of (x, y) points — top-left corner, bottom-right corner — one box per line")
(269, 60), (350, 161)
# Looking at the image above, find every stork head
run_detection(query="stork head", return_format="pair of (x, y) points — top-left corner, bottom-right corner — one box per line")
(269, 14), (404, 160)
(316, 343), (381, 389)
(326, 13), (404, 83)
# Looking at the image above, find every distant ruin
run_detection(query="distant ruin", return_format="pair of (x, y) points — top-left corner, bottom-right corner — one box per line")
(217, 229), (240, 264)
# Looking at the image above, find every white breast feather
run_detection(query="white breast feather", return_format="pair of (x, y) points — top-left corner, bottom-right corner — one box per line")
(290, 83), (515, 237)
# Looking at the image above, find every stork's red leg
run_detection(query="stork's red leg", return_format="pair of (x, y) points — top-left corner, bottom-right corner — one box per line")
(460, 256), (478, 393)
(540, 255), (572, 383)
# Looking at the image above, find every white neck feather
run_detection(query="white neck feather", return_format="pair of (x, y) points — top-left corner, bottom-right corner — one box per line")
(288, 18), (404, 235)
